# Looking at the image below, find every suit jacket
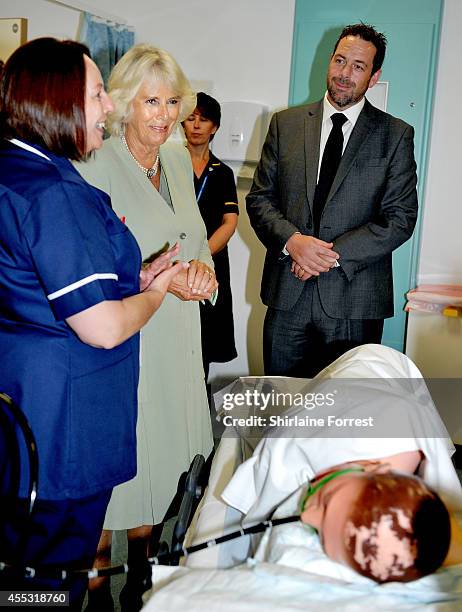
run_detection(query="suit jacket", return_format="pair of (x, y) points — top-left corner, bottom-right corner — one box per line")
(246, 99), (418, 319)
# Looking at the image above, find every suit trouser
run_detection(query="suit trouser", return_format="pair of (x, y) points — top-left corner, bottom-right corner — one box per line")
(0, 489), (112, 610)
(263, 279), (384, 378)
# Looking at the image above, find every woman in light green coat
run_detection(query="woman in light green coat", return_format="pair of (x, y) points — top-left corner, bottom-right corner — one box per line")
(76, 43), (216, 609)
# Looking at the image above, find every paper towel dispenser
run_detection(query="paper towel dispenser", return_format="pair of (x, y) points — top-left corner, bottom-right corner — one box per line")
(211, 101), (269, 162)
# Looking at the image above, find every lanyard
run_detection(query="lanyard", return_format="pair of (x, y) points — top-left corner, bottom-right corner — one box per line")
(196, 162), (220, 203)
(196, 171), (210, 203)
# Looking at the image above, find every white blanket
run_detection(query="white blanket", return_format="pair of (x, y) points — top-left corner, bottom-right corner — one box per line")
(146, 559), (462, 611)
(147, 509), (462, 610)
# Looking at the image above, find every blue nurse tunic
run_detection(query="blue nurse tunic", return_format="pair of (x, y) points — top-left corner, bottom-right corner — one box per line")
(0, 139), (142, 501)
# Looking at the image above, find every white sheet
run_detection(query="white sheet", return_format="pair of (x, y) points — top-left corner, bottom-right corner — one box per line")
(148, 508), (462, 610)
(146, 560), (462, 611)
(147, 508), (462, 610)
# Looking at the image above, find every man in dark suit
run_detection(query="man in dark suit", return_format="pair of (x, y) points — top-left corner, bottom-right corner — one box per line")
(247, 23), (418, 378)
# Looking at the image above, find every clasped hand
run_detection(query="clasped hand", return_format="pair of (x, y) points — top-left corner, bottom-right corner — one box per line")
(287, 233), (339, 281)
(139, 243), (188, 293)
(168, 258), (218, 301)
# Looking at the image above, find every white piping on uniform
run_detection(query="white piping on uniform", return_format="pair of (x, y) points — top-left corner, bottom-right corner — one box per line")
(9, 139), (52, 161)
(47, 273), (118, 300)
(8, 140), (119, 301)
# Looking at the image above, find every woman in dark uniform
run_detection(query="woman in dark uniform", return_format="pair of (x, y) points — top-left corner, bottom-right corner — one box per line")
(0, 38), (184, 608)
(183, 93), (239, 380)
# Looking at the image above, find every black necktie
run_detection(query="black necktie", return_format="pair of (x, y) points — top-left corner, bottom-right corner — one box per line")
(313, 113), (347, 235)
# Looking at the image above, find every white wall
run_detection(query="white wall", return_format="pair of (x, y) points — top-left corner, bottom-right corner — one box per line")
(1, 0), (460, 380)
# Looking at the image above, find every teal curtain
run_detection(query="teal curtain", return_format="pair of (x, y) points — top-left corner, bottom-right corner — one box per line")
(80, 12), (134, 85)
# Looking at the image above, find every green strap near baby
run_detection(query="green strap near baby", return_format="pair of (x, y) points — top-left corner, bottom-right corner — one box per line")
(300, 466), (365, 514)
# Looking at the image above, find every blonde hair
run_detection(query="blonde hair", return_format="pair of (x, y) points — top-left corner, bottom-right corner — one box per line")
(106, 43), (196, 136)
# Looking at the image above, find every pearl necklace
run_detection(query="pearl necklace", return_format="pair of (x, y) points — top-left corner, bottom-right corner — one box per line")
(121, 132), (159, 179)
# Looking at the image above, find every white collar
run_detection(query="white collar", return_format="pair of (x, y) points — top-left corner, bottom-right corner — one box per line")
(9, 138), (51, 161)
(322, 93), (365, 128)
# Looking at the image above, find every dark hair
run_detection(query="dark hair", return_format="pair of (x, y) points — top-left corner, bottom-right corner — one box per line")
(332, 23), (387, 75)
(344, 473), (450, 583)
(187, 91), (221, 141)
(196, 92), (221, 127)
(0, 37), (90, 160)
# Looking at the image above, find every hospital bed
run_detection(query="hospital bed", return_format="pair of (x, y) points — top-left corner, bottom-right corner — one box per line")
(143, 344), (462, 611)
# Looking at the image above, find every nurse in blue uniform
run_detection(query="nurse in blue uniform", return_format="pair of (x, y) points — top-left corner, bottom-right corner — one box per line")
(0, 38), (185, 608)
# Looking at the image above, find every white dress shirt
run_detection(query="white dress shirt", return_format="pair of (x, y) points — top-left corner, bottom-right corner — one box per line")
(317, 92), (365, 179)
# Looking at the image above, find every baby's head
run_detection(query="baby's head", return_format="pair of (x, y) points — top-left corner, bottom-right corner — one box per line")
(301, 469), (451, 582)
(342, 472), (450, 582)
